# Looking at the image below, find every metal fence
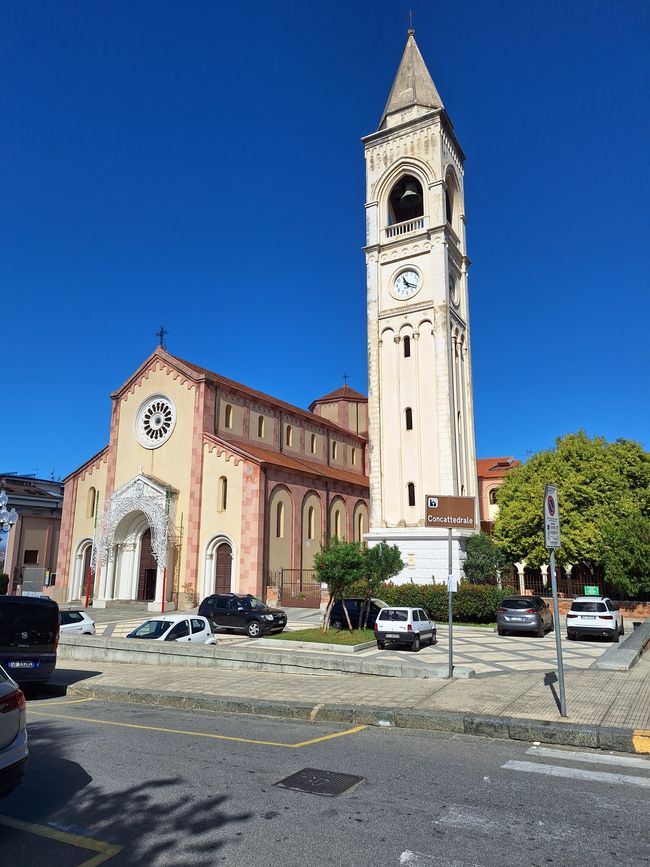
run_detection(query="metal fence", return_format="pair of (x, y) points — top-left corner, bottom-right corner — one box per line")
(267, 569), (321, 608)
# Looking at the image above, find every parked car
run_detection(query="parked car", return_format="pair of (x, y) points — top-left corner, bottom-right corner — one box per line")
(374, 607), (436, 651)
(0, 665), (28, 798)
(198, 593), (287, 638)
(566, 597), (624, 642)
(126, 615), (217, 644)
(0, 595), (60, 684)
(497, 596), (553, 637)
(60, 609), (96, 636)
(330, 598), (388, 630)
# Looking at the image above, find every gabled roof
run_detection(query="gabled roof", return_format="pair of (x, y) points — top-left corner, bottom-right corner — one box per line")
(238, 442), (369, 488)
(310, 385), (367, 407)
(477, 457), (521, 479)
(379, 31), (444, 130)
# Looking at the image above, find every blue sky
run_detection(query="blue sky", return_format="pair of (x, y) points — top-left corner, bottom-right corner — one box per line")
(2, 0), (648, 480)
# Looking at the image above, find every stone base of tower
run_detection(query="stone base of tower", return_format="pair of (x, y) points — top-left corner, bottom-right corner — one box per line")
(365, 527), (475, 586)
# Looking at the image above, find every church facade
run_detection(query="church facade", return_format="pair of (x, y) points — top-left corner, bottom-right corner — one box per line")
(54, 350), (369, 609)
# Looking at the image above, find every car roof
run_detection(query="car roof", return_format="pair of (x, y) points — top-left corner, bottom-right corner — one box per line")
(572, 596), (607, 602)
(0, 594), (59, 608)
(143, 614), (199, 623)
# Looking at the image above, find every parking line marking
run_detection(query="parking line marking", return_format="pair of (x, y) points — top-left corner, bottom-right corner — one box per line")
(28, 698), (97, 707)
(502, 759), (650, 788)
(0, 814), (121, 866)
(27, 709), (367, 748)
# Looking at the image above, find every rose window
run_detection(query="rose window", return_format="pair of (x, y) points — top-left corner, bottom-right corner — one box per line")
(136, 395), (176, 449)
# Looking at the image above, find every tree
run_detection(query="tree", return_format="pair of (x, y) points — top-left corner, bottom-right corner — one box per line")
(359, 543), (404, 627)
(602, 511), (650, 595)
(462, 533), (509, 584)
(313, 539), (366, 632)
(493, 432), (650, 588)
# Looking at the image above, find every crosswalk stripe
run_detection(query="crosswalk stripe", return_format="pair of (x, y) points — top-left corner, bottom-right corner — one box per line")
(502, 760), (650, 788)
(526, 746), (650, 770)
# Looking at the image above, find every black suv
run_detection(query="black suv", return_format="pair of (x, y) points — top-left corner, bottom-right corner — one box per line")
(198, 593), (287, 638)
(330, 598), (388, 630)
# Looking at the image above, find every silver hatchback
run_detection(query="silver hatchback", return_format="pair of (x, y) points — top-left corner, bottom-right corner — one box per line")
(0, 665), (28, 797)
(497, 596), (553, 637)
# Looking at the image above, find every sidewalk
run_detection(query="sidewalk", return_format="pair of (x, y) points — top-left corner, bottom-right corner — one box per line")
(46, 653), (650, 754)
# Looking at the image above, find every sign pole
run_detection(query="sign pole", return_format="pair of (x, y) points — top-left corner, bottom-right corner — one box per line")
(448, 527), (453, 679)
(549, 548), (567, 717)
(544, 483), (567, 718)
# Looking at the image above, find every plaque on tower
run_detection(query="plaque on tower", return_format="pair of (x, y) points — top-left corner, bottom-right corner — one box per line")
(425, 495), (476, 529)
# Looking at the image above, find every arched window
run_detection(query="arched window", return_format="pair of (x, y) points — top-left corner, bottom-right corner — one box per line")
(388, 174), (424, 225)
(307, 506), (315, 540)
(407, 483), (416, 507)
(357, 511), (364, 541)
(489, 488), (498, 505)
(224, 404), (233, 429)
(218, 476), (228, 511)
(87, 487), (96, 519)
(351, 447), (357, 466)
(257, 415), (265, 438)
(445, 188), (453, 224)
(276, 501), (284, 538)
(403, 336), (411, 358)
(310, 433), (317, 454)
(405, 408), (413, 431)
(285, 425), (293, 447)
(334, 510), (341, 539)
(332, 441), (338, 461)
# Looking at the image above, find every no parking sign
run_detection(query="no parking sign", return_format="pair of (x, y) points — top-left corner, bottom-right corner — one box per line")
(543, 484), (561, 549)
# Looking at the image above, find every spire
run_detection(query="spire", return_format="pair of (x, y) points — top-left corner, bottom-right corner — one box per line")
(378, 30), (444, 130)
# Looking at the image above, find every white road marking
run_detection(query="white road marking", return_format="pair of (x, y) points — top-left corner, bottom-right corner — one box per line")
(502, 760), (650, 788)
(400, 851), (483, 867)
(526, 746), (650, 770)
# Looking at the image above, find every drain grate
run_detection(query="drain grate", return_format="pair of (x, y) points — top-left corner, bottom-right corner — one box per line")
(274, 767), (364, 797)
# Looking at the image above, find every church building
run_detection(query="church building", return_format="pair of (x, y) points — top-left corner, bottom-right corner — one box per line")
(54, 29), (480, 608)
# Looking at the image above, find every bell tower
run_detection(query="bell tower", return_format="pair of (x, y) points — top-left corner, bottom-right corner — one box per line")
(363, 29), (478, 582)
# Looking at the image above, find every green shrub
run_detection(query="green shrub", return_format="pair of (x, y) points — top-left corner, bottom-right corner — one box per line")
(0, 574), (8, 595)
(379, 581), (515, 623)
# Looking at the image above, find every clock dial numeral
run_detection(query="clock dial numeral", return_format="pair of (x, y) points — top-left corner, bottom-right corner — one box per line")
(394, 270), (420, 299)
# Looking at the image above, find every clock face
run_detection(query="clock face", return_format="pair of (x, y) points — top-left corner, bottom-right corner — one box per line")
(393, 269), (421, 300)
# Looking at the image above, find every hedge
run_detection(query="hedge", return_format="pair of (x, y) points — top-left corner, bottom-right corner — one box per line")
(378, 581), (516, 623)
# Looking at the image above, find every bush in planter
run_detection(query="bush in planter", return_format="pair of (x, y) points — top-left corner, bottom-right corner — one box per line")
(379, 581), (515, 623)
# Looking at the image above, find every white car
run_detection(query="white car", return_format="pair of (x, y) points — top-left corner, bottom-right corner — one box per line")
(60, 609), (96, 636)
(566, 596), (624, 642)
(0, 666), (28, 798)
(126, 614), (217, 645)
(374, 607), (436, 652)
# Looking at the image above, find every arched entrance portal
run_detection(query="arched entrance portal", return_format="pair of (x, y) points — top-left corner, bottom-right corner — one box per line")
(137, 528), (157, 602)
(215, 542), (233, 594)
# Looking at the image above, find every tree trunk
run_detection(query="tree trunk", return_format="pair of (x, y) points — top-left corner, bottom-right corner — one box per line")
(342, 600), (354, 632)
(321, 595), (334, 632)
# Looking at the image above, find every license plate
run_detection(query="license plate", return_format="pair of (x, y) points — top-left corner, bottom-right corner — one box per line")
(8, 660), (37, 669)
(582, 616), (596, 620)
(507, 616), (526, 622)
(386, 633), (399, 639)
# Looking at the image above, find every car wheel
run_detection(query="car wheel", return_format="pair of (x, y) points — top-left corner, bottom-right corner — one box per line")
(549, 618), (554, 632)
(429, 633), (436, 646)
(537, 622), (545, 638)
(497, 627), (505, 636)
(567, 631), (576, 640)
(620, 621), (625, 636)
(611, 629), (619, 643)
(412, 635), (421, 652)
(376, 641), (385, 650)
(246, 621), (262, 639)
(331, 619), (343, 630)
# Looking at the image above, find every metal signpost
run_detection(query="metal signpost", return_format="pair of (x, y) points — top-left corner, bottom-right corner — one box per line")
(426, 495), (475, 679)
(544, 483), (567, 717)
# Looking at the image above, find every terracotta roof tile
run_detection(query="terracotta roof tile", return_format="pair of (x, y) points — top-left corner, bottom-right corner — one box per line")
(310, 385), (368, 405)
(236, 441), (368, 488)
(476, 457), (520, 479)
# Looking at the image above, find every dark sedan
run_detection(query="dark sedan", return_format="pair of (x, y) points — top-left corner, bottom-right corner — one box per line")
(198, 593), (287, 639)
(330, 598), (388, 630)
(497, 596), (553, 637)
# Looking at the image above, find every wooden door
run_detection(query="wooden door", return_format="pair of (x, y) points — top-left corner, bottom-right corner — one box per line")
(215, 544), (232, 594)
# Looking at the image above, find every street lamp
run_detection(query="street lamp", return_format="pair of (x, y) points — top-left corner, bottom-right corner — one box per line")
(0, 490), (18, 532)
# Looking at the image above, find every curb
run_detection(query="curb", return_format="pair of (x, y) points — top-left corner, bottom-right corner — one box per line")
(57, 682), (649, 755)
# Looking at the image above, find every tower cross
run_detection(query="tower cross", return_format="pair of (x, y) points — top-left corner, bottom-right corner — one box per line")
(342, 372), (349, 386)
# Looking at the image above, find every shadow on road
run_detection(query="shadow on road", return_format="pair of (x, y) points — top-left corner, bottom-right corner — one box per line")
(2, 719), (253, 865)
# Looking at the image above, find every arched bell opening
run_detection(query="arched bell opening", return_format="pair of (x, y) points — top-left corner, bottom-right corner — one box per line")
(388, 174), (424, 225)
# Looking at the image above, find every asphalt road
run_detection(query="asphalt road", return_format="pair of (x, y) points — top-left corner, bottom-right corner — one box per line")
(1, 693), (648, 866)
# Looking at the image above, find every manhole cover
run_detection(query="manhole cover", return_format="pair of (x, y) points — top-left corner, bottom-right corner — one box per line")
(274, 767), (364, 797)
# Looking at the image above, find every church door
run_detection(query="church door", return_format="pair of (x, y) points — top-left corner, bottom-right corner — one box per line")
(137, 528), (157, 601)
(214, 543), (232, 594)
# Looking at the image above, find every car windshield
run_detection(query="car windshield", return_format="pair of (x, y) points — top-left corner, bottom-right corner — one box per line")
(130, 620), (170, 638)
(571, 602), (606, 613)
(378, 609), (409, 622)
(240, 597), (266, 610)
(502, 599), (535, 610)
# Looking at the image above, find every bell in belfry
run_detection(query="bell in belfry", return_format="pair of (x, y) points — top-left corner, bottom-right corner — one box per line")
(399, 178), (421, 209)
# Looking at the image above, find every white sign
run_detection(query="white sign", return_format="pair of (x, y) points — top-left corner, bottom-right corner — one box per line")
(447, 575), (459, 593)
(544, 484), (561, 549)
